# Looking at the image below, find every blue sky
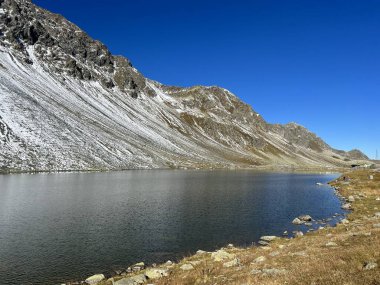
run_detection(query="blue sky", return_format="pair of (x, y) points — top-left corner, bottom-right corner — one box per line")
(34, 0), (380, 158)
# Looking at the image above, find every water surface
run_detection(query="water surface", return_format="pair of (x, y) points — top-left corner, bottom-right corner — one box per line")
(0, 170), (342, 284)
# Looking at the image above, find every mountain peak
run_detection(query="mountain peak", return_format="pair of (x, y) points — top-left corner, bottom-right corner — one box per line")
(0, 0), (369, 172)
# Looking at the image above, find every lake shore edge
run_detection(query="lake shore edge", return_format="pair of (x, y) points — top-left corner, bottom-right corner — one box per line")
(64, 169), (380, 285)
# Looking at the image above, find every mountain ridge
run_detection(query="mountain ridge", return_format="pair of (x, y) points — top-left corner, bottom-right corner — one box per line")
(0, 0), (369, 173)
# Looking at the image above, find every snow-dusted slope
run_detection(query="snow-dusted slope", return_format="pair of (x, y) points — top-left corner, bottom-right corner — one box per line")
(0, 0), (368, 172)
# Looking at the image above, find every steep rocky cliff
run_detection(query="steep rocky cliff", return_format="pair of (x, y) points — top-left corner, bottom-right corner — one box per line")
(0, 0), (368, 172)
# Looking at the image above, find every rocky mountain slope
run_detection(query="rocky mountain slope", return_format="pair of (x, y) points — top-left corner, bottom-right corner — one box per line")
(0, 0), (369, 172)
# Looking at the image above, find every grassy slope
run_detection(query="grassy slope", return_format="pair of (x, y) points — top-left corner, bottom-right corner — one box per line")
(96, 170), (380, 285)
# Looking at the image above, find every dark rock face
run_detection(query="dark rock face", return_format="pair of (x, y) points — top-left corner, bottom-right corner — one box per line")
(0, 0), (154, 98)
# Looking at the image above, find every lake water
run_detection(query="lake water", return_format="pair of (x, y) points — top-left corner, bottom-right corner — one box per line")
(0, 170), (343, 285)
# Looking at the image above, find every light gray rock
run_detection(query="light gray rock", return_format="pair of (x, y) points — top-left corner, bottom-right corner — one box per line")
(340, 218), (349, 224)
(260, 236), (278, 242)
(85, 274), (105, 285)
(342, 203), (352, 210)
(211, 250), (235, 261)
(363, 261), (378, 270)
(144, 268), (168, 279)
(196, 250), (206, 255)
(325, 242), (338, 247)
(299, 215), (312, 221)
(223, 258), (240, 267)
(189, 261), (201, 266)
(269, 251), (280, 257)
(251, 269), (262, 275)
(348, 196), (355, 202)
(262, 268), (287, 276)
(258, 240), (269, 246)
(291, 251), (308, 257)
(132, 262), (145, 272)
(253, 256), (266, 263)
(373, 223), (380, 228)
(294, 231), (304, 237)
(114, 274), (147, 285)
(180, 264), (194, 271)
(292, 218), (303, 225)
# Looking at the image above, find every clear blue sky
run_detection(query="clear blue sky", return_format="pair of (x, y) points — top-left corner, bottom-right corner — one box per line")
(34, 0), (380, 158)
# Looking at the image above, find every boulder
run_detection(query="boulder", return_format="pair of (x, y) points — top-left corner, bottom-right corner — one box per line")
(132, 262), (145, 272)
(373, 223), (380, 228)
(325, 242), (338, 247)
(253, 256), (266, 263)
(363, 261), (378, 270)
(114, 274), (146, 285)
(294, 231), (304, 237)
(299, 215), (312, 221)
(348, 196), (355, 202)
(85, 274), (105, 285)
(189, 260), (201, 266)
(211, 250), (235, 261)
(223, 258), (240, 268)
(196, 250), (206, 255)
(144, 268), (168, 280)
(341, 203), (352, 210)
(269, 251), (280, 257)
(340, 219), (349, 224)
(260, 236), (278, 242)
(180, 264), (194, 271)
(292, 218), (303, 225)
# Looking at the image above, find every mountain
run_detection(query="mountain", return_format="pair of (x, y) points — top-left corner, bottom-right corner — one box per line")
(0, 0), (369, 173)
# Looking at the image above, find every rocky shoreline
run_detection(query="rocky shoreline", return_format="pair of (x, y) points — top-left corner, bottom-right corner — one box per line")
(58, 170), (380, 285)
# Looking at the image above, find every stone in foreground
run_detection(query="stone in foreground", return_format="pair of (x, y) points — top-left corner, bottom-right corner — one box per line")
(180, 264), (194, 271)
(211, 250), (235, 261)
(85, 274), (105, 285)
(144, 268), (168, 279)
(363, 261), (378, 271)
(260, 236), (278, 242)
(115, 274), (146, 285)
(223, 258), (240, 267)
